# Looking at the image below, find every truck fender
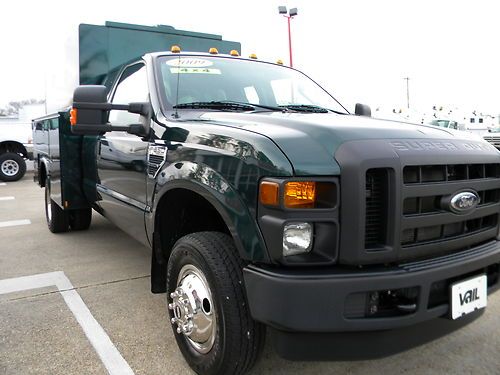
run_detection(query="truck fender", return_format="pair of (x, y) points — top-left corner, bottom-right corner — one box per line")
(147, 161), (270, 293)
(38, 156), (51, 187)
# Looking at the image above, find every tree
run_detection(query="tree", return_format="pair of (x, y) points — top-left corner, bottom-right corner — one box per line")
(0, 99), (45, 117)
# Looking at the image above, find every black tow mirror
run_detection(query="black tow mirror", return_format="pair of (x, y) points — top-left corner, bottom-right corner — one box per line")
(71, 85), (111, 135)
(354, 103), (371, 117)
(71, 85), (152, 136)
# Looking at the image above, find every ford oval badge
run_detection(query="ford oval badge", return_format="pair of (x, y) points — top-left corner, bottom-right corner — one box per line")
(449, 191), (480, 214)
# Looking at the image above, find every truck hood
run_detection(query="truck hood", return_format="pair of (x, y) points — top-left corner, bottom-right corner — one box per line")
(197, 111), (491, 175)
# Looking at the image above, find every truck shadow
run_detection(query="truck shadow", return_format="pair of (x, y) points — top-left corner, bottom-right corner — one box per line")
(249, 311), (484, 374)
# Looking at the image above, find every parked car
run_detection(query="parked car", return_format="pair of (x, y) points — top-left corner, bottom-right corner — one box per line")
(429, 119), (459, 130)
(0, 121), (32, 181)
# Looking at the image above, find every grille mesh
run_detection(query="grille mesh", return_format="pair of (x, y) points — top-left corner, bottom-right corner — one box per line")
(365, 169), (388, 249)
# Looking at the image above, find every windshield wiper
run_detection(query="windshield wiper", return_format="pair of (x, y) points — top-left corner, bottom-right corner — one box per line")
(173, 101), (284, 112)
(173, 101), (255, 111)
(279, 104), (330, 113)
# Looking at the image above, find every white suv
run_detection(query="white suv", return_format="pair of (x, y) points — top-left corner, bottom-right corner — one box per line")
(0, 121), (33, 181)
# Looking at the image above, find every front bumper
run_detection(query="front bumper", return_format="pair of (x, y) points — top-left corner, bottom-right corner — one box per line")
(244, 240), (500, 333)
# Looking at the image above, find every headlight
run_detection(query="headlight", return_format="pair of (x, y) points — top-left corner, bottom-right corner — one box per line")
(259, 180), (336, 209)
(283, 222), (313, 256)
(284, 182), (316, 208)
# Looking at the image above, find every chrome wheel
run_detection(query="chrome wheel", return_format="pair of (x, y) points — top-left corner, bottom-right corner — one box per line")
(1, 159), (19, 177)
(169, 264), (216, 354)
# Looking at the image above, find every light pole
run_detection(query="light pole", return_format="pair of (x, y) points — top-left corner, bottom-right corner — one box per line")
(278, 6), (298, 67)
(403, 77), (410, 109)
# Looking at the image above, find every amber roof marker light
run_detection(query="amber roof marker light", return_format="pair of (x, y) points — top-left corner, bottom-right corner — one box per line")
(171, 45), (181, 53)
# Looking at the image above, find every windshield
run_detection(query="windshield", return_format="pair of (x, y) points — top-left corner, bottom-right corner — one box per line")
(430, 120), (450, 128)
(157, 55), (348, 114)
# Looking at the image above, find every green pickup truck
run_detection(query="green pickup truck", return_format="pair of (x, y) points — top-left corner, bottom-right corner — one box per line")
(33, 22), (500, 375)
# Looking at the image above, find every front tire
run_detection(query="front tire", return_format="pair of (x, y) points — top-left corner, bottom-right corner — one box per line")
(167, 232), (265, 375)
(0, 153), (26, 181)
(45, 177), (69, 233)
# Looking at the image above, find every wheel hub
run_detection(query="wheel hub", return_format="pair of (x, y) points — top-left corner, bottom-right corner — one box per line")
(169, 264), (216, 354)
(1, 159), (19, 177)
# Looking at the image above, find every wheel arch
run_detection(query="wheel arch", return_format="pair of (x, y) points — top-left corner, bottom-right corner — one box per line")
(151, 179), (269, 264)
(0, 141), (28, 158)
(38, 158), (49, 187)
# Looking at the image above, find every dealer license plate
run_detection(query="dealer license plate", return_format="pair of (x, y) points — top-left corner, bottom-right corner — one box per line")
(450, 274), (487, 320)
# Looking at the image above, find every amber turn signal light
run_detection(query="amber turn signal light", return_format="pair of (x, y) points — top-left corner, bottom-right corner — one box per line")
(259, 181), (280, 206)
(70, 108), (77, 126)
(284, 182), (316, 208)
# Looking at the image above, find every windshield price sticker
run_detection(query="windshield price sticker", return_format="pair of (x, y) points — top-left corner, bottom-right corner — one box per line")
(170, 68), (221, 75)
(166, 58), (213, 67)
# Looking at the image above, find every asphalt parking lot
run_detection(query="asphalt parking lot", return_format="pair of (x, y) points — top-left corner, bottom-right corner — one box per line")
(1, 174), (499, 375)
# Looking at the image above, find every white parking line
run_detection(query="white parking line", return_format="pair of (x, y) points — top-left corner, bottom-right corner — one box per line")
(0, 183), (6, 186)
(0, 219), (31, 228)
(0, 196), (15, 201)
(0, 271), (135, 375)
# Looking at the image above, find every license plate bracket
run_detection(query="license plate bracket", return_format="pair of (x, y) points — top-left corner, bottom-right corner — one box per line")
(450, 274), (487, 320)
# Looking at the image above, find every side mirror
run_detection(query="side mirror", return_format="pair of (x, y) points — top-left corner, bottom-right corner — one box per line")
(71, 86), (111, 135)
(354, 103), (371, 117)
(71, 85), (151, 136)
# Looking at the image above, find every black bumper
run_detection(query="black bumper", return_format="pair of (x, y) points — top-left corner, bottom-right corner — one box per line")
(243, 240), (500, 333)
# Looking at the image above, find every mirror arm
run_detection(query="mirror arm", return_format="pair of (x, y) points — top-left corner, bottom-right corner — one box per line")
(73, 101), (151, 117)
(73, 102), (129, 111)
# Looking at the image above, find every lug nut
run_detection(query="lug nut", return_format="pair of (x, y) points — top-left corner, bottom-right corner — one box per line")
(168, 303), (174, 309)
(170, 292), (176, 298)
(171, 318), (176, 324)
(177, 327), (182, 334)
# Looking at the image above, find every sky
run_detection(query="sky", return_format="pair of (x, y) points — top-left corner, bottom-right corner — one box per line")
(1, 0), (500, 117)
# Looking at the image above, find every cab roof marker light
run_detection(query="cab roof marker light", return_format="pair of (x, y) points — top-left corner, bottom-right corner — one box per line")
(230, 50), (240, 57)
(209, 47), (219, 54)
(276, 59), (284, 65)
(171, 45), (181, 53)
(249, 53), (258, 59)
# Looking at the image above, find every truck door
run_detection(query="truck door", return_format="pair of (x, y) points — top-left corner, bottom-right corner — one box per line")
(96, 63), (150, 246)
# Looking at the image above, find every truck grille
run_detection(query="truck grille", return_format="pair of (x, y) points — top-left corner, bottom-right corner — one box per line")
(403, 164), (500, 184)
(399, 163), (500, 260)
(483, 135), (500, 149)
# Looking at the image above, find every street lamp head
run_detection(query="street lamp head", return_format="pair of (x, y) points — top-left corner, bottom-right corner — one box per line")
(289, 7), (298, 17)
(278, 6), (288, 15)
